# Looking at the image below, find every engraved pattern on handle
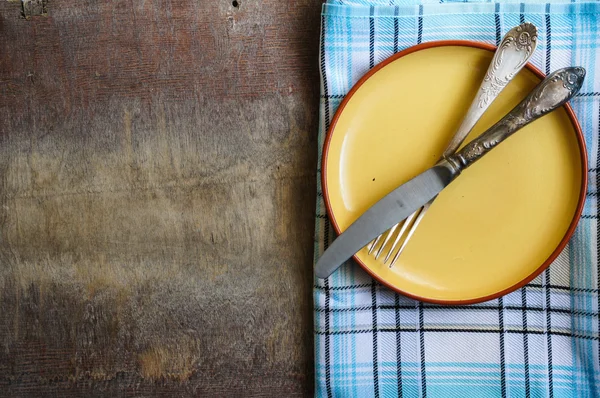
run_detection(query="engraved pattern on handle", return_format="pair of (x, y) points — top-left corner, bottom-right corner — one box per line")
(447, 67), (586, 171)
(442, 23), (538, 158)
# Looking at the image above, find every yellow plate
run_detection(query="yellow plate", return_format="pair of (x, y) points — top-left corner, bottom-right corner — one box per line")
(322, 41), (587, 304)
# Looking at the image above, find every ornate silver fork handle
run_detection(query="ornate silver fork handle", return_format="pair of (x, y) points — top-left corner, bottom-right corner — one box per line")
(369, 23), (539, 266)
(444, 23), (538, 156)
(444, 67), (585, 173)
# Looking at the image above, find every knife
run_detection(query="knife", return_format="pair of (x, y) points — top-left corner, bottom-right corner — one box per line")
(315, 66), (585, 279)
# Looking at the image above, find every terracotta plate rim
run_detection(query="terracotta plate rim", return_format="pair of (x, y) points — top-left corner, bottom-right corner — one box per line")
(321, 40), (588, 305)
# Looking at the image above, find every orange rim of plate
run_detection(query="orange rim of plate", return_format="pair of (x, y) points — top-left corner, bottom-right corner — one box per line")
(321, 40), (588, 305)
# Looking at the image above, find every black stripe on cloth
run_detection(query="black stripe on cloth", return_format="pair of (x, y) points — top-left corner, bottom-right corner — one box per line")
(545, 8), (556, 394)
(372, 283), (380, 397)
(319, 94), (345, 99)
(545, 5), (551, 75)
(324, 278), (332, 398)
(576, 92), (600, 97)
(319, 14), (332, 398)
(315, 304), (598, 317)
(495, 3), (501, 47)
(419, 302), (427, 398)
(369, 7), (379, 397)
(596, 98), (600, 395)
(393, 6), (399, 54)
(522, 288), (531, 398)
(499, 297), (507, 398)
(520, 3), (525, 24)
(370, 6), (375, 69)
(395, 294), (403, 398)
(314, 283), (373, 291)
(315, 283), (600, 293)
(323, 222), (332, 398)
(417, 5), (423, 44)
(314, 328), (600, 340)
(323, 218), (332, 398)
(546, 272), (555, 397)
(320, 19), (330, 134)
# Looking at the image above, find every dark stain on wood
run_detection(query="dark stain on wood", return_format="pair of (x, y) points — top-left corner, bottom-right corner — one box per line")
(0, 0), (321, 396)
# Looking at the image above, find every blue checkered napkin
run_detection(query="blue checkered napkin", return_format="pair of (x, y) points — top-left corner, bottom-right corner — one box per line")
(314, 1), (600, 397)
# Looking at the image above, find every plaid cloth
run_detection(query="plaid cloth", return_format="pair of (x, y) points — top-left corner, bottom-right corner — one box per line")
(313, 1), (600, 397)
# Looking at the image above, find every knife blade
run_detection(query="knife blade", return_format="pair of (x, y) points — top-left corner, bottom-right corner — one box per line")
(315, 165), (454, 279)
(315, 66), (585, 279)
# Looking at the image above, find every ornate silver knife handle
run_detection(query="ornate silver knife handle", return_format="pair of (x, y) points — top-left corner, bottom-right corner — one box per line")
(445, 67), (585, 172)
(443, 22), (538, 156)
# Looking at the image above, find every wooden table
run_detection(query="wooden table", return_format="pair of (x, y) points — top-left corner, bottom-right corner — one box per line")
(0, 1), (320, 395)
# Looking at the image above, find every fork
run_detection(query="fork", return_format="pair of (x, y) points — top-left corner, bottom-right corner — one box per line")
(368, 22), (539, 267)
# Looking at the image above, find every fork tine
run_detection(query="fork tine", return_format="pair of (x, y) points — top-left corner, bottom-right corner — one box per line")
(388, 202), (431, 267)
(368, 234), (383, 254)
(383, 208), (421, 264)
(373, 223), (399, 259)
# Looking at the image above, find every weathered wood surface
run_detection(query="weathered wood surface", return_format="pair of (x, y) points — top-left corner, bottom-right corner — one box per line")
(0, 0), (321, 396)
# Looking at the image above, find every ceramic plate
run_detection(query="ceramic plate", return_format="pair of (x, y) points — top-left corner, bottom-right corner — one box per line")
(322, 41), (587, 304)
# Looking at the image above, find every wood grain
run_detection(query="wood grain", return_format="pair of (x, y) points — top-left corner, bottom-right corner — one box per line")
(0, 0), (321, 396)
